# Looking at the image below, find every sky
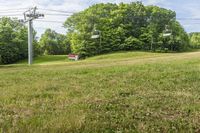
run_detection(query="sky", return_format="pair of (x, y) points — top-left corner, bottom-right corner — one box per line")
(0, 0), (200, 37)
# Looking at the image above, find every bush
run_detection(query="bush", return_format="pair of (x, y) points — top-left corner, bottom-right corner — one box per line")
(164, 48), (169, 53)
(120, 37), (143, 51)
(0, 43), (20, 64)
(0, 17), (33, 64)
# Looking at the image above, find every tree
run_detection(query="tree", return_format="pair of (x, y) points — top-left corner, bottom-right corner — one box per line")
(64, 2), (189, 58)
(189, 32), (200, 48)
(120, 36), (143, 50)
(39, 29), (71, 55)
(0, 17), (39, 64)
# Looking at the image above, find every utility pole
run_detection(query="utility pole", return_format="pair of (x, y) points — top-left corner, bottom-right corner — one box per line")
(23, 7), (44, 65)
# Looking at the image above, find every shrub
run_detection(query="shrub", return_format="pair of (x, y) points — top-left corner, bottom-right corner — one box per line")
(120, 37), (143, 51)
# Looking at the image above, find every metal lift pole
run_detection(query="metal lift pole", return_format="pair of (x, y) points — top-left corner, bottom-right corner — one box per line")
(28, 20), (33, 65)
(24, 7), (44, 65)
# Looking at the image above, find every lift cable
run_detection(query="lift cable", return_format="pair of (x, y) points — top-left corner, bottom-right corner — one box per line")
(38, 8), (77, 14)
(44, 13), (72, 16)
(0, 8), (29, 12)
(35, 20), (64, 23)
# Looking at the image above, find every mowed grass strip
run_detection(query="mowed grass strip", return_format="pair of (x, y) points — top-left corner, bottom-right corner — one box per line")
(0, 51), (200, 132)
(16, 55), (69, 65)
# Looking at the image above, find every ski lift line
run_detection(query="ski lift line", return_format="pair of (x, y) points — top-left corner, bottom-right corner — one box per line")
(182, 23), (200, 25)
(0, 14), (71, 17)
(34, 27), (65, 30)
(0, 11), (26, 13)
(44, 13), (72, 16)
(87, 0), (95, 5)
(87, 0), (103, 6)
(39, 8), (77, 14)
(0, 13), (24, 16)
(177, 18), (200, 20)
(87, 0), (116, 5)
(181, 22), (200, 24)
(0, 8), (28, 11)
(35, 26), (65, 28)
(88, 0), (108, 5)
(0, 13), (24, 15)
(35, 20), (64, 23)
(0, 14), (22, 17)
(89, 0), (97, 5)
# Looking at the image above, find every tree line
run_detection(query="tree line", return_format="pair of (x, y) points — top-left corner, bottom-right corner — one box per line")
(0, 18), (70, 64)
(0, 2), (199, 64)
(189, 32), (200, 49)
(64, 2), (190, 58)
(0, 17), (29, 64)
(39, 29), (71, 55)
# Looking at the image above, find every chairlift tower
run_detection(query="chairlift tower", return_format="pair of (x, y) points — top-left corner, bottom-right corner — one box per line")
(23, 7), (44, 65)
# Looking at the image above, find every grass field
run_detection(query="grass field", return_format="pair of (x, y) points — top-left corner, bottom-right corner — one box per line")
(16, 55), (69, 65)
(1, 51), (200, 132)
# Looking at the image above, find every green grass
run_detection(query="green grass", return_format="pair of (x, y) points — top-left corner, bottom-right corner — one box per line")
(1, 51), (200, 132)
(16, 55), (69, 65)
(87, 51), (162, 60)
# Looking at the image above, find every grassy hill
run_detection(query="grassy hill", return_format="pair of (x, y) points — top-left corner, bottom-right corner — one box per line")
(16, 55), (69, 65)
(1, 51), (200, 132)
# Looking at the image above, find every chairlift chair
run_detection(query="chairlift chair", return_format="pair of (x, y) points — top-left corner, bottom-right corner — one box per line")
(163, 25), (172, 37)
(91, 28), (102, 53)
(91, 30), (100, 39)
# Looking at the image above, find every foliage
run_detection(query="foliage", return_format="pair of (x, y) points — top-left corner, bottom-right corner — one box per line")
(189, 32), (200, 48)
(39, 29), (71, 55)
(0, 17), (39, 64)
(65, 2), (189, 58)
(120, 36), (143, 50)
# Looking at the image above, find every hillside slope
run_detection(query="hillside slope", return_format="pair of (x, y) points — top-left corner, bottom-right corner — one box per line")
(1, 51), (200, 132)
